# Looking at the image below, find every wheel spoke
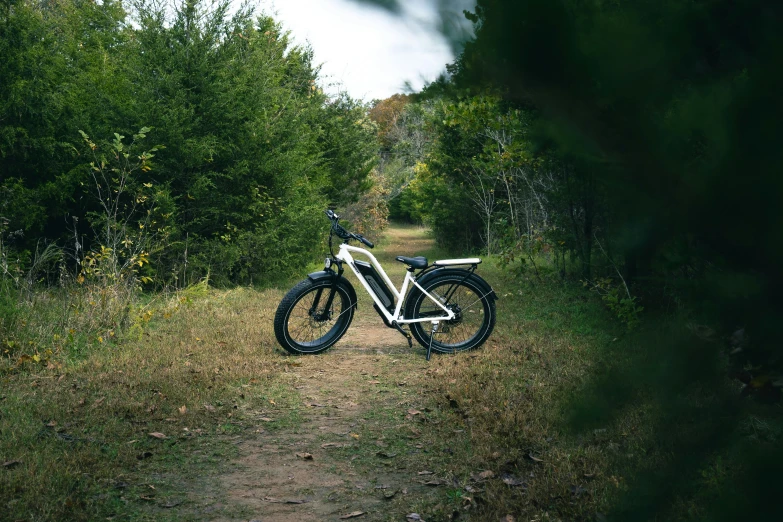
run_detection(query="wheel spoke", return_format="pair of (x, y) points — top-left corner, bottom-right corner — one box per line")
(281, 283), (351, 352)
(411, 277), (494, 352)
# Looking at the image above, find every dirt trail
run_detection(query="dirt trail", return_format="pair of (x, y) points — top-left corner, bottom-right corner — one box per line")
(213, 226), (443, 521)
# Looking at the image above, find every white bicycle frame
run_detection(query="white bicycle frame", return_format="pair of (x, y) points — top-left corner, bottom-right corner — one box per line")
(334, 243), (461, 325)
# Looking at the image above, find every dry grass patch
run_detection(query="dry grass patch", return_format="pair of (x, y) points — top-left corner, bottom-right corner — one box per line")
(375, 264), (635, 521)
(1, 285), (299, 521)
(2, 223), (659, 522)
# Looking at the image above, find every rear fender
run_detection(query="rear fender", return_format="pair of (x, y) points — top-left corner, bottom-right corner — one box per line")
(307, 270), (358, 308)
(413, 268), (497, 302)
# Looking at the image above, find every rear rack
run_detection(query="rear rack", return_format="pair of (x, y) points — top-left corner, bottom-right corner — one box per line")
(433, 258), (482, 266)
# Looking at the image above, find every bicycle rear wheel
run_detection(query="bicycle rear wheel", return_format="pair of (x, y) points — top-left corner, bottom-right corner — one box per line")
(274, 278), (354, 354)
(405, 273), (496, 353)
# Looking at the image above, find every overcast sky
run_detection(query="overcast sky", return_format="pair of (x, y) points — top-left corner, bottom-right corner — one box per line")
(263, 0), (474, 101)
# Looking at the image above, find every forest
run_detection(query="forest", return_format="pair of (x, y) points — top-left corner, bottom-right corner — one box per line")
(2, 0), (782, 520)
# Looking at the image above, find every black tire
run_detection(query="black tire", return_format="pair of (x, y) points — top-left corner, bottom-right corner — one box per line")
(405, 273), (496, 353)
(274, 278), (355, 354)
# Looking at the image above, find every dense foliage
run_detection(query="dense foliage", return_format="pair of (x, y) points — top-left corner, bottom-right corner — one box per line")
(0, 0), (377, 287)
(362, 0), (783, 520)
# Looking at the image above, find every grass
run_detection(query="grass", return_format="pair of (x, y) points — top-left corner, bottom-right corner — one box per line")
(337, 248), (630, 521)
(0, 283), (300, 521)
(3, 222), (749, 522)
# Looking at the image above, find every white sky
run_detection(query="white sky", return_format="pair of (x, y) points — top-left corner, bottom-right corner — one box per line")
(262, 0), (472, 101)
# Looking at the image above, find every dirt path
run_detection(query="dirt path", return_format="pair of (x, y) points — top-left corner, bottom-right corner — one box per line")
(213, 226), (447, 521)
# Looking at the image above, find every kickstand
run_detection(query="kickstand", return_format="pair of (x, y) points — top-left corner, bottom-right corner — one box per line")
(391, 321), (413, 349)
(426, 322), (438, 361)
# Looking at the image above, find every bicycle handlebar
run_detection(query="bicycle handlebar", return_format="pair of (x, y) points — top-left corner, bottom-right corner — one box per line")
(325, 209), (374, 249)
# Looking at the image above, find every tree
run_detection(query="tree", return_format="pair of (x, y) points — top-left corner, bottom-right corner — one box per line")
(1, 0), (378, 285)
(355, 0), (783, 519)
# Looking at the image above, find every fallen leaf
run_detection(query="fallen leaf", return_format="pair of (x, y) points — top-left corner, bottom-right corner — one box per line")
(45, 420), (57, 427)
(350, 433), (360, 439)
(203, 404), (216, 412)
(501, 474), (526, 487)
(178, 405), (187, 415)
(296, 452), (313, 460)
(503, 516), (516, 522)
(476, 470), (494, 480)
(383, 489), (397, 499)
(527, 452), (544, 463)
(369, 380), (381, 384)
(417, 470), (434, 475)
(259, 417), (273, 422)
(2, 460), (22, 469)
(161, 499), (183, 508)
(406, 514), (423, 521)
(407, 409), (421, 416)
(139, 495), (155, 501)
(137, 451), (153, 460)
(339, 511), (366, 519)
(148, 432), (167, 439)
(321, 442), (343, 449)
(376, 451), (397, 459)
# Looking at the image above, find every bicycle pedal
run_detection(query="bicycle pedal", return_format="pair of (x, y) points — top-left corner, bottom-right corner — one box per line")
(391, 321), (413, 349)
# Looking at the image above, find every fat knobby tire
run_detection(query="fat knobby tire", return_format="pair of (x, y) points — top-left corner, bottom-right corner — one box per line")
(405, 273), (496, 354)
(274, 278), (354, 355)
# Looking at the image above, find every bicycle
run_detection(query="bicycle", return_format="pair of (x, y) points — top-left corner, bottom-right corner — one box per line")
(273, 210), (497, 359)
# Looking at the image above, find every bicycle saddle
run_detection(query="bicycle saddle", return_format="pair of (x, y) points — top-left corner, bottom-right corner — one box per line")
(395, 256), (428, 269)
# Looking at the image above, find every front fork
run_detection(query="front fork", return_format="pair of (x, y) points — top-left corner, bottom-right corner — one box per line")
(310, 258), (344, 320)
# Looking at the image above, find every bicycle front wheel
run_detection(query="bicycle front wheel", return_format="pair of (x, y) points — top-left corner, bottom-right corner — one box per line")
(274, 278), (355, 354)
(405, 273), (496, 353)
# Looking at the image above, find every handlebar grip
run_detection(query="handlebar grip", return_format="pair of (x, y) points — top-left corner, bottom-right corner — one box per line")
(356, 235), (374, 249)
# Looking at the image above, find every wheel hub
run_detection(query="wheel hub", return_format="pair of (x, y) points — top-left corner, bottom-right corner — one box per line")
(311, 309), (332, 323)
(446, 304), (463, 325)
